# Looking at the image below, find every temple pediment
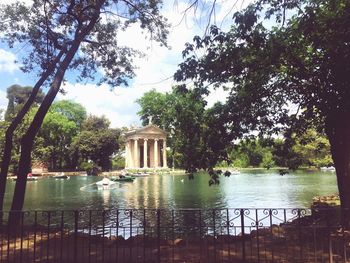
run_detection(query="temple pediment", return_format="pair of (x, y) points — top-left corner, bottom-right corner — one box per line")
(125, 124), (167, 139)
(137, 125), (167, 135)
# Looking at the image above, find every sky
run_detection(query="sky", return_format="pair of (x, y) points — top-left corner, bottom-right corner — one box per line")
(0, 0), (254, 128)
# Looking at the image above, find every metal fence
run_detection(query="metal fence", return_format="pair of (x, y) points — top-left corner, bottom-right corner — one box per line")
(0, 208), (347, 262)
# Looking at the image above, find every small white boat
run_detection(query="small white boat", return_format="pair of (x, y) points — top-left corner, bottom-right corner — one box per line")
(320, 166), (336, 172)
(227, 169), (241, 175)
(53, 172), (70, 179)
(96, 178), (116, 190)
(132, 172), (148, 177)
(13, 176), (38, 181)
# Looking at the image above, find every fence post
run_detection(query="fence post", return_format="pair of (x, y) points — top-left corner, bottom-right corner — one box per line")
(130, 209), (133, 262)
(157, 209), (161, 263)
(240, 209), (246, 262)
(255, 209), (260, 262)
(213, 209), (217, 263)
(327, 214), (333, 263)
(74, 210), (78, 263)
(102, 210), (105, 263)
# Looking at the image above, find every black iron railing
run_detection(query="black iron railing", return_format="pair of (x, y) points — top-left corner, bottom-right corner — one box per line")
(0, 208), (347, 262)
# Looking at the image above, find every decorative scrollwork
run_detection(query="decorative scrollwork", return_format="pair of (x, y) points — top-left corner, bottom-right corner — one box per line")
(41, 211), (50, 220)
(263, 209), (270, 216)
(291, 208), (299, 216)
(272, 209), (279, 216)
(229, 221), (235, 227)
(104, 210), (111, 217)
(234, 209), (241, 216)
(139, 220), (144, 228)
(243, 209), (251, 216)
(270, 209), (285, 223)
(23, 211), (31, 218)
(124, 209), (131, 217)
(299, 209), (308, 217)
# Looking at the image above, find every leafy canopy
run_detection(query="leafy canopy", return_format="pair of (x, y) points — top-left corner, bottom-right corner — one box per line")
(0, 0), (169, 87)
(137, 86), (232, 181)
(175, 0), (350, 137)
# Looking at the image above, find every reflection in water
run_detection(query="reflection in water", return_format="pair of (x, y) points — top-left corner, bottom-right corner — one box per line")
(101, 189), (110, 206)
(3, 170), (338, 211)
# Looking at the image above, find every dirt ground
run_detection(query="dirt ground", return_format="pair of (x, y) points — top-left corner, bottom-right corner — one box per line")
(0, 225), (343, 263)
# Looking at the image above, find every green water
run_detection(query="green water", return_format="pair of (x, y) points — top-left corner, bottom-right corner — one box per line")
(4, 170), (338, 210)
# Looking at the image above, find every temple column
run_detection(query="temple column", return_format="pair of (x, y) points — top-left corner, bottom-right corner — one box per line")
(129, 140), (134, 168)
(125, 140), (129, 168)
(154, 139), (159, 168)
(134, 138), (139, 168)
(162, 139), (167, 168)
(143, 139), (148, 168)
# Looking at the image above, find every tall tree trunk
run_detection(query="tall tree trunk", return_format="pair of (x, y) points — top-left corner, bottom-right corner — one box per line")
(7, 1), (104, 229)
(325, 110), (350, 225)
(0, 51), (64, 223)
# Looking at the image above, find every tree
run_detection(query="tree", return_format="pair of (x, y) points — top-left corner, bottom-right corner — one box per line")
(32, 100), (87, 170)
(0, 54), (65, 219)
(2, 85), (45, 173)
(137, 86), (232, 181)
(4, 85), (45, 122)
(175, 0), (350, 214)
(0, 0), (168, 226)
(73, 115), (120, 172)
(36, 110), (78, 170)
(0, 110), (6, 160)
(50, 100), (87, 128)
(293, 129), (333, 168)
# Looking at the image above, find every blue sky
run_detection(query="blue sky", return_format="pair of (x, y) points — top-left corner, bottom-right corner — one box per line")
(0, 0), (254, 127)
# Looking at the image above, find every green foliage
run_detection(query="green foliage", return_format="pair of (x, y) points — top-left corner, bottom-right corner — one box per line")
(0, 1), (169, 87)
(175, 0), (349, 181)
(137, 86), (232, 176)
(73, 115), (120, 171)
(228, 131), (331, 169)
(137, 90), (169, 127)
(50, 100), (87, 128)
(4, 84), (44, 122)
(0, 111), (6, 161)
(293, 129), (332, 168)
(112, 155), (125, 170)
(1, 86), (122, 172)
(78, 161), (94, 174)
(229, 139), (275, 168)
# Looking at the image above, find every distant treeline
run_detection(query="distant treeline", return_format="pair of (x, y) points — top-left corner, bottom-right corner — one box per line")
(220, 131), (332, 169)
(0, 85), (124, 174)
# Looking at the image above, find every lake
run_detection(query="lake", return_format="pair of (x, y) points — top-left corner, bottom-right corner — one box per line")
(3, 170), (338, 211)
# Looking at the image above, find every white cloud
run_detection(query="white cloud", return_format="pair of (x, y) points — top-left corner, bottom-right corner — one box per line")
(215, 0), (255, 29)
(0, 49), (20, 73)
(58, 1), (252, 128)
(0, 89), (7, 119)
(1, 0), (32, 5)
(58, 82), (146, 128)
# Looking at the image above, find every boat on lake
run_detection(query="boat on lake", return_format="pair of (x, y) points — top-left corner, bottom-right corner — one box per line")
(27, 176), (39, 181)
(111, 175), (135, 182)
(53, 173), (70, 179)
(224, 169), (241, 175)
(13, 173), (39, 181)
(96, 178), (116, 190)
(132, 172), (148, 177)
(320, 166), (336, 172)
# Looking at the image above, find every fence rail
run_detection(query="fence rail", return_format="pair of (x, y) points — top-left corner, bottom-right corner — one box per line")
(0, 208), (347, 262)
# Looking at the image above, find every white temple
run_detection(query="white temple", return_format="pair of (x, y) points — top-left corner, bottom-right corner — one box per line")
(124, 124), (168, 169)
